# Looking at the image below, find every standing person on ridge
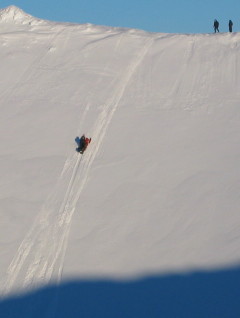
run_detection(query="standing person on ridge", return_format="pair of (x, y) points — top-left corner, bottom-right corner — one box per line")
(213, 19), (219, 33)
(229, 20), (233, 32)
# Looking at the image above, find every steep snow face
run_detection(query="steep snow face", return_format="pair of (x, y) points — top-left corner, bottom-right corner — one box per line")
(0, 7), (240, 299)
(0, 5), (45, 25)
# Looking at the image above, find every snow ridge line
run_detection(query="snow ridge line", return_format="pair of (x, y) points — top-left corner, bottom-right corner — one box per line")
(2, 36), (153, 295)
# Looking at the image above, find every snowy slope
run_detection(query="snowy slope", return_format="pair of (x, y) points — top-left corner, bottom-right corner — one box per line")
(0, 5), (46, 25)
(0, 5), (240, 316)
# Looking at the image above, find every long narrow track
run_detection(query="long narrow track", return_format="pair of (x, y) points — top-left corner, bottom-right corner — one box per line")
(2, 33), (154, 297)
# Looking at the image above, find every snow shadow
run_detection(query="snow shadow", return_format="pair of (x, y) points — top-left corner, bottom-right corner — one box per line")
(1, 266), (240, 318)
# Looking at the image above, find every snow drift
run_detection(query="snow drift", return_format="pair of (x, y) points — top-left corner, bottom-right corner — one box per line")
(0, 5), (240, 317)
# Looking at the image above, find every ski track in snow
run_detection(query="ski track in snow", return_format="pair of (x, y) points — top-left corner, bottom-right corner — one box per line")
(2, 33), (154, 296)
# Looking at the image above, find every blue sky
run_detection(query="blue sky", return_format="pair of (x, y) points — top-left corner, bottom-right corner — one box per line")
(1, 0), (240, 33)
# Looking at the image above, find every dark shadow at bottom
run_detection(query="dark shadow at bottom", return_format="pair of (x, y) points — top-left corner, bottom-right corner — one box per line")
(1, 266), (240, 318)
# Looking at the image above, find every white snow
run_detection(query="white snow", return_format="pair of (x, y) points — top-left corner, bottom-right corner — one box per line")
(0, 5), (45, 25)
(0, 4), (240, 312)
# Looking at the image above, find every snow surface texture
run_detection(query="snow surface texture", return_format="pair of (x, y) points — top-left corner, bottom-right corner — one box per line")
(0, 6), (240, 317)
(0, 5), (46, 26)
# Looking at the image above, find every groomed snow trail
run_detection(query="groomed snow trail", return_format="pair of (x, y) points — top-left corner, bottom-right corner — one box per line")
(2, 34), (153, 296)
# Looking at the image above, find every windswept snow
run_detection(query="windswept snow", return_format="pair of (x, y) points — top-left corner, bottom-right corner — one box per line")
(0, 5), (240, 311)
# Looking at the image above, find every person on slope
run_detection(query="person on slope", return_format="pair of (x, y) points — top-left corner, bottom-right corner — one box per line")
(76, 134), (91, 153)
(213, 19), (219, 33)
(75, 134), (84, 151)
(81, 136), (91, 153)
(76, 134), (85, 152)
(229, 20), (233, 33)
